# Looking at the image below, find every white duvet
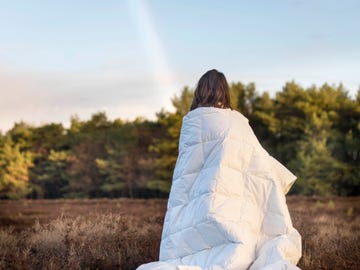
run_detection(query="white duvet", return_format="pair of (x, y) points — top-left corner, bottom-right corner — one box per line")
(138, 107), (302, 270)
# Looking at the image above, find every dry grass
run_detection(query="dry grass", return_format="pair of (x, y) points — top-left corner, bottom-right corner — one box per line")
(288, 196), (360, 270)
(0, 196), (359, 270)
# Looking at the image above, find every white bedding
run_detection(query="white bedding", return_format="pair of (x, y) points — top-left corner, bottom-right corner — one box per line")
(137, 107), (302, 270)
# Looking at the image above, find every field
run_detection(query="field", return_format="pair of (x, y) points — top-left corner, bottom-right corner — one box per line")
(0, 196), (359, 270)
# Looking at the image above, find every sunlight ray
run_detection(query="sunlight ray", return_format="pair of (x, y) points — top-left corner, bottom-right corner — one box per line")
(126, 0), (178, 110)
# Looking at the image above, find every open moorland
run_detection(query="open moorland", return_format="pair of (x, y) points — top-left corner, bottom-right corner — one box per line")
(0, 196), (359, 270)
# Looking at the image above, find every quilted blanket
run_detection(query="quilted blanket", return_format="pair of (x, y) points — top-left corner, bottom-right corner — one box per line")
(137, 107), (302, 270)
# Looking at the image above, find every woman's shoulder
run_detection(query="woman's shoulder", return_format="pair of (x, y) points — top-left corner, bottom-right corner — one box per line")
(229, 109), (249, 123)
(184, 106), (228, 117)
(184, 107), (246, 120)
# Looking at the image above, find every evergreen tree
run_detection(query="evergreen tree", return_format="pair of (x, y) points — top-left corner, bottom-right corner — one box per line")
(289, 112), (346, 195)
(0, 81), (359, 198)
(29, 150), (70, 198)
(95, 122), (137, 197)
(148, 87), (193, 193)
(64, 112), (110, 198)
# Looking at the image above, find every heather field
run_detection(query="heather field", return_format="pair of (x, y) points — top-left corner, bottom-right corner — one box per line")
(0, 196), (359, 270)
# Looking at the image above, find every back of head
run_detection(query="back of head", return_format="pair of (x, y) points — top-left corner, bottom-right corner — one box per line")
(190, 69), (232, 111)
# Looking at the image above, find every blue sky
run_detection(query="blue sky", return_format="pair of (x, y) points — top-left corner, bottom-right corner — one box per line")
(0, 0), (359, 132)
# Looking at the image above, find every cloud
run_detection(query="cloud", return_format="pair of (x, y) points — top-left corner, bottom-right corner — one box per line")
(0, 66), (176, 133)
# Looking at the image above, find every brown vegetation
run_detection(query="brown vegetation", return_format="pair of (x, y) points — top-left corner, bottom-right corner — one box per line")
(0, 196), (359, 270)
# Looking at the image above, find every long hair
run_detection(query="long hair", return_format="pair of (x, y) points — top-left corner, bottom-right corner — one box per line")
(190, 69), (232, 111)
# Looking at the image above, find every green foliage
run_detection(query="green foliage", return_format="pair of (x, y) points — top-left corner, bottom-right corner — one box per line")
(95, 122), (136, 197)
(0, 136), (33, 199)
(6, 121), (34, 151)
(146, 87), (194, 193)
(148, 110), (182, 193)
(29, 150), (71, 198)
(0, 81), (359, 198)
(171, 86), (194, 115)
(229, 82), (259, 117)
(289, 112), (346, 195)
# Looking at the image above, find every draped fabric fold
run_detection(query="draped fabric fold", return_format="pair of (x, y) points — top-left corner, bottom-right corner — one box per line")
(137, 107), (302, 270)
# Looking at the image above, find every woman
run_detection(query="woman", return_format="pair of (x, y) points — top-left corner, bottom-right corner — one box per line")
(138, 70), (302, 270)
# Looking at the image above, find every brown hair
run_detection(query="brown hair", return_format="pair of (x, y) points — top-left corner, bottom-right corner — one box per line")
(190, 69), (232, 111)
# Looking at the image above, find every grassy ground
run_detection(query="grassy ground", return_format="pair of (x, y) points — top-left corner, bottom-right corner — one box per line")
(0, 196), (359, 270)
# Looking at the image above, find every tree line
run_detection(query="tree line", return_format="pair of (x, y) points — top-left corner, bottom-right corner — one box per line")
(0, 81), (359, 199)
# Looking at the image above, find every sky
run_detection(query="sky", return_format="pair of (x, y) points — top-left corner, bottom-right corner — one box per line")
(0, 0), (359, 133)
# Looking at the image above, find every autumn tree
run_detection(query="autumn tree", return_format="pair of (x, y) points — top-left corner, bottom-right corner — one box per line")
(0, 136), (33, 199)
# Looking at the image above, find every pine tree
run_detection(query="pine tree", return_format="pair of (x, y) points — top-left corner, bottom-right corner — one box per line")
(289, 112), (346, 195)
(148, 87), (193, 193)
